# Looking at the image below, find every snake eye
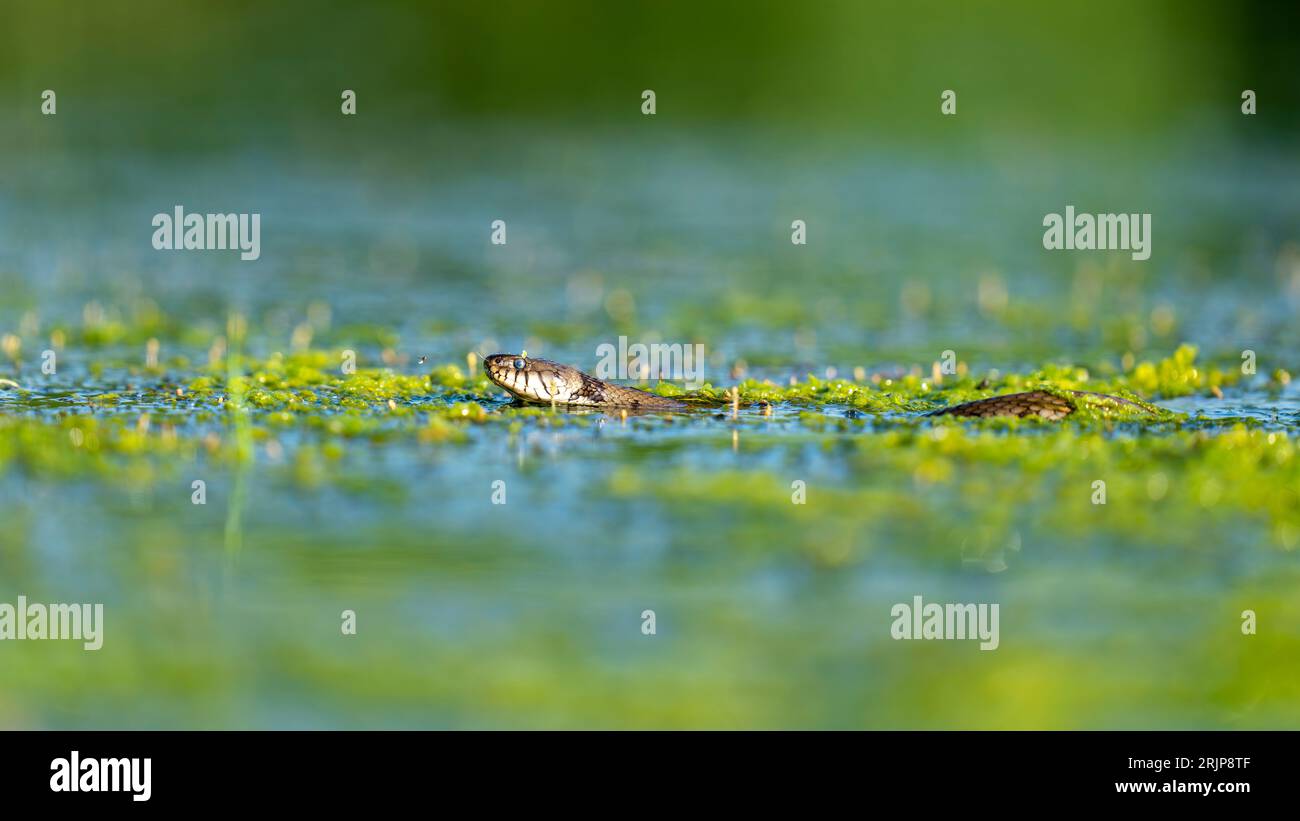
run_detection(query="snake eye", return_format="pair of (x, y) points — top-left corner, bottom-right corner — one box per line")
(512, 357), (525, 369)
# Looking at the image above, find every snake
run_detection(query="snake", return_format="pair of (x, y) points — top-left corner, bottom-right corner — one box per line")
(483, 353), (1155, 419)
(922, 389), (1153, 419)
(485, 353), (688, 410)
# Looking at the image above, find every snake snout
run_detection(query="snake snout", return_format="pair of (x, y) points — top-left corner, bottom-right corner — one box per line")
(483, 353), (517, 377)
(484, 354), (535, 397)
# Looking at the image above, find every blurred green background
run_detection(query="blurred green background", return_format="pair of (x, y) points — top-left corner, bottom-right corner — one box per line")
(4, 0), (1299, 139)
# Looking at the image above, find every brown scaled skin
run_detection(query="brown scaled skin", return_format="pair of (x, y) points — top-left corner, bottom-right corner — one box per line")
(926, 390), (1150, 420)
(483, 353), (686, 410)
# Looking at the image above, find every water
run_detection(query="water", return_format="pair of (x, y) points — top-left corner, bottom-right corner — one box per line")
(1, 128), (1298, 728)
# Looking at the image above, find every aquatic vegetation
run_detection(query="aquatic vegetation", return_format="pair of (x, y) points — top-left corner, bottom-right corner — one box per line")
(3, 326), (1294, 597)
(1, 311), (1296, 731)
(0, 333), (1290, 472)
(4, 0), (1300, 734)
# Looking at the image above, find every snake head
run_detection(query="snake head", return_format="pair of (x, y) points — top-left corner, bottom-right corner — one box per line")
(484, 353), (569, 402)
(483, 353), (526, 387)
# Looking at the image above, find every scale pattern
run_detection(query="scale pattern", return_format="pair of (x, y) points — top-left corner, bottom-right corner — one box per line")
(484, 354), (687, 409)
(926, 390), (1076, 419)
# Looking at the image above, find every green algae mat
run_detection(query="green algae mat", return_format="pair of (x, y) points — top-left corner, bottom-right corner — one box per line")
(2, 324), (1297, 728)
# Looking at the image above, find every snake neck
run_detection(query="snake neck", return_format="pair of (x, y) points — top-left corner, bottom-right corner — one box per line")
(484, 354), (686, 409)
